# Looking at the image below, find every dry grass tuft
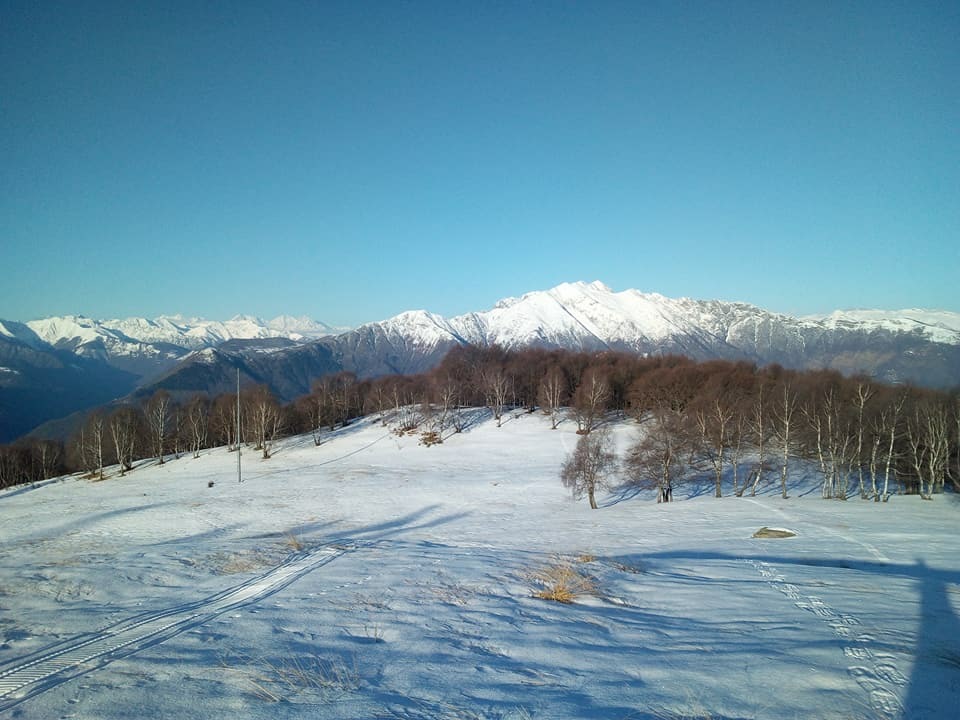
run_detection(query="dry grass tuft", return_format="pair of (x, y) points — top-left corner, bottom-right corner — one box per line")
(284, 532), (305, 551)
(419, 430), (443, 446)
(224, 653), (361, 703)
(530, 559), (597, 604)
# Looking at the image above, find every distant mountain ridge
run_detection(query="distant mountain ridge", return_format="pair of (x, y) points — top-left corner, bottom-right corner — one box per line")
(2, 281), (958, 442)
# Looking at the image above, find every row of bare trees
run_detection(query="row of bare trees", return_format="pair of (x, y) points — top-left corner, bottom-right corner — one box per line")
(0, 384), (285, 488)
(2, 346), (958, 495)
(566, 358), (960, 505)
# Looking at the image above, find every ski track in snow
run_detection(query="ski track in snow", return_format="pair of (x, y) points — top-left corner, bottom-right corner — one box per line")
(0, 543), (354, 712)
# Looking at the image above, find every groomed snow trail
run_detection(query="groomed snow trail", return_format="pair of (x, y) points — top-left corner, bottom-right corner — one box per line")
(0, 543), (352, 711)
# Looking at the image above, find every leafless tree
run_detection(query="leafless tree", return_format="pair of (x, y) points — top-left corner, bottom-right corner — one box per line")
(480, 363), (510, 427)
(950, 395), (960, 491)
(210, 393), (239, 451)
(145, 390), (172, 465)
(625, 407), (693, 503)
(695, 395), (735, 498)
(81, 412), (106, 480)
(538, 365), (567, 430)
(803, 387), (854, 499)
(870, 392), (905, 501)
(35, 439), (62, 481)
(185, 394), (209, 458)
(561, 427), (616, 509)
(852, 381), (875, 499)
(905, 397), (950, 499)
(247, 385), (282, 459)
(773, 381), (798, 499)
(109, 406), (140, 475)
(573, 368), (609, 434)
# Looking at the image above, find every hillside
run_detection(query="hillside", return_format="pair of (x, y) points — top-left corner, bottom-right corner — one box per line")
(1, 412), (957, 719)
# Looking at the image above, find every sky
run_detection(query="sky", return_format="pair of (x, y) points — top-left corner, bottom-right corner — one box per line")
(1, 1), (958, 327)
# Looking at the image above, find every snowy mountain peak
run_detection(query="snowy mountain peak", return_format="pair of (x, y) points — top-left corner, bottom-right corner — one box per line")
(12, 313), (340, 357)
(804, 309), (960, 345)
(360, 281), (960, 365)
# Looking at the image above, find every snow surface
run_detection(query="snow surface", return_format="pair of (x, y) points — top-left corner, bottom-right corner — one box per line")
(1, 412), (959, 719)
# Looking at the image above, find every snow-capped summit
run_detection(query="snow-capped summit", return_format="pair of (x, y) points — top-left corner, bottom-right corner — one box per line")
(345, 281), (959, 387)
(3, 281), (958, 444)
(804, 309), (960, 345)
(20, 313), (339, 355)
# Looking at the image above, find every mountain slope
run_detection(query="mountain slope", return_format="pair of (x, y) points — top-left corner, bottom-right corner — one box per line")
(0, 314), (341, 442)
(5, 282), (958, 441)
(0, 332), (138, 441)
(137, 282), (960, 406)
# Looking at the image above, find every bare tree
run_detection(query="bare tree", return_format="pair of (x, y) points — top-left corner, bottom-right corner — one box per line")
(905, 397), (950, 499)
(950, 395), (960, 491)
(185, 394), (209, 458)
(109, 406), (140, 476)
(625, 407), (693, 503)
(773, 381), (798, 499)
(748, 382), (770, 496)
(35, 439), (62, 481)
(210, 393), (239, 450)
(573, 368), (609, 434)
(82, 412), (107, 480)
(144, 390), (172, 465)
(538, 365), (566, 430)
(871, 392), (905, 501)
(729, 411), (747, 496)
(853, 382), (875, 499)
(560, 427), (616, 509)
(426, 374), (459, 440)
(480, 363), (510, 427)
(695, 395), (735, 498)
(247, 385), (282, 459)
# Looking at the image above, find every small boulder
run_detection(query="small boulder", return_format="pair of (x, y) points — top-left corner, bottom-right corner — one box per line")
(752, 526), (797, 539)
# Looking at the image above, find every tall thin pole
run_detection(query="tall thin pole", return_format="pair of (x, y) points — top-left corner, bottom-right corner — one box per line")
(236, 367), (242, 483)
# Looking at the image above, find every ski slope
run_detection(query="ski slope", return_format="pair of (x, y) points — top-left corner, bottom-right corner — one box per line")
(0, 411), (957, 719)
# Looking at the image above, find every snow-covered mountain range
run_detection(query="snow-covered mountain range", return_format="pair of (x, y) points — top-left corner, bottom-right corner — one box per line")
(6, 313), (337, 353)
(1, 281), (958, 442)
(355, 280), (960, 355)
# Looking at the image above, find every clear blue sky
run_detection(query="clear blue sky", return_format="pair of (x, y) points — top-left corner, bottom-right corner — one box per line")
(2, 1), (958, 326)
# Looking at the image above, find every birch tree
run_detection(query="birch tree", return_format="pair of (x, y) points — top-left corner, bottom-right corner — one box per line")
(83, 412), (106, 480)
(185, 395), (209, 459)
(853, 382), (875, 499)
(247, 385), (282, 459)
(773, 381), (798, 499)
(109, 406), (140, 475)
(749, 382), (770, 496)
(695, 396), (734, 498)
(560, 427), (616, 509)
(145, 390), (172, 465)
(538, 365), (566, 430)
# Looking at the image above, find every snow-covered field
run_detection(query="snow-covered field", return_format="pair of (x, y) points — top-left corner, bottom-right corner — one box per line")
(1, 411), (958, 719)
